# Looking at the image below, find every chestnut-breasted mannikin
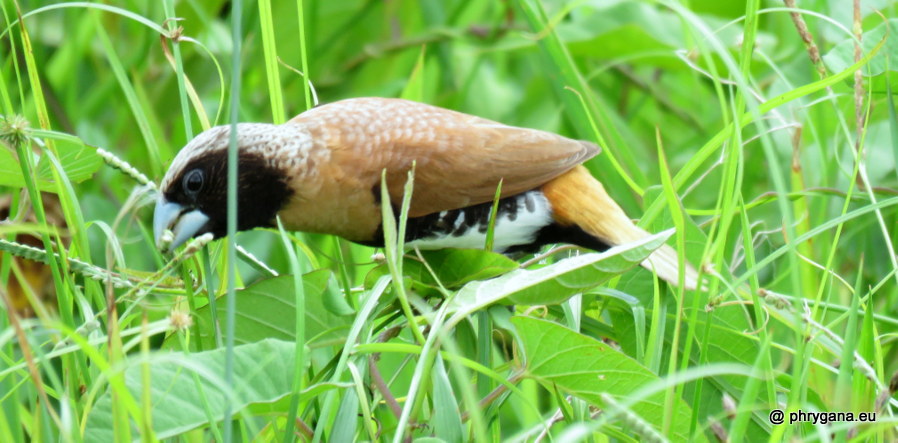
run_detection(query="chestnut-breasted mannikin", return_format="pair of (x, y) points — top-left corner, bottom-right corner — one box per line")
(154, 97), (699, 289)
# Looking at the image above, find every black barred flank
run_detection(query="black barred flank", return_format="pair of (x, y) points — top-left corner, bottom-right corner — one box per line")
(406, 192), (530, 244)
(362, 190), (612, 254)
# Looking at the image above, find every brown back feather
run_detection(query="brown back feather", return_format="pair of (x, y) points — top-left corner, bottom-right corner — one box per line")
(290, 98), (599, 217)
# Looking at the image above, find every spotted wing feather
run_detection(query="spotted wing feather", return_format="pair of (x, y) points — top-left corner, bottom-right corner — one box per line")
(289, 98), (599, 217)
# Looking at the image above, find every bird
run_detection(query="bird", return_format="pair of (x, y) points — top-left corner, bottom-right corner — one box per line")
(154, 97), (699, 289)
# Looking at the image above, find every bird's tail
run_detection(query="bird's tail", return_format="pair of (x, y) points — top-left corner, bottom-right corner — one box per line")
(541, 166), (700, 290)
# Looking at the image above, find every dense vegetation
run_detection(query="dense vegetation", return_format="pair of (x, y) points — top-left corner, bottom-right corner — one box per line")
(1, 0), (897, 441)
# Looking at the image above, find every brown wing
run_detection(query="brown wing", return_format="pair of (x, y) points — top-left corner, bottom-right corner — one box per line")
(289, 97), (600, 217)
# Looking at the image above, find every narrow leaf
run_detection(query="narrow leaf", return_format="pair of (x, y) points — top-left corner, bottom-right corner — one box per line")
(512, 317), (697, 442)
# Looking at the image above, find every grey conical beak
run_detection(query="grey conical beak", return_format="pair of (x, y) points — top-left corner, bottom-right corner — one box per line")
(153, 195), (210, 253)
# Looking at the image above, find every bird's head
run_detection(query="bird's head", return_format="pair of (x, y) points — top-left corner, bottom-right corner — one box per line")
(153, 124), (298, 252)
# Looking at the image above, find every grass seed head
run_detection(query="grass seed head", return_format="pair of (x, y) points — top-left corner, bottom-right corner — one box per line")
(0, 114), (30, 149)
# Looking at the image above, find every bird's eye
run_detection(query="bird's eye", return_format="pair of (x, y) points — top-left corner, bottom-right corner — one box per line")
(183, 169), (204, 197)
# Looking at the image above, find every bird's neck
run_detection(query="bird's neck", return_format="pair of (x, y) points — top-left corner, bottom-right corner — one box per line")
(234, 122), (316, 169)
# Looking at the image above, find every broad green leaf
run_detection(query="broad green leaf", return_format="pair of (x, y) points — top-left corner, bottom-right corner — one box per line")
(321, 271), (356, 316)
(614, 194), (767, 438)
(447, 231), (671, 319)
(511, 317), (700, 442)
(563, 2), (685, 67)
(0, 137), (102, 191)
(823, 19), (898, 78)
(400, 45), (427, 101)
(246, 381), (350, 415)
(183, 270), (349, 349)
(86, 339), (331, 441)
(366, 248), (518, 290)
(689, 0), (748, 18)
(431, 357), (464, 443)
(412, 249), (519, 287)
(331, 389), (360, 442)
(558, 2), (770, 72)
